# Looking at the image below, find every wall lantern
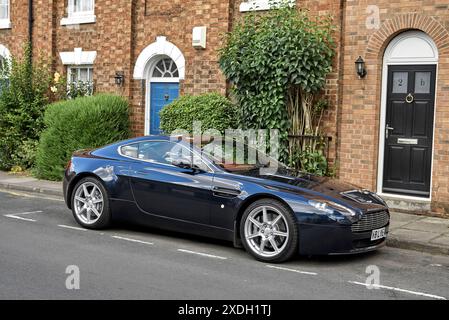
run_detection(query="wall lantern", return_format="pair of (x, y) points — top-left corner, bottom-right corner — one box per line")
(114, 71), (125, 86)
(355, 56), (367, 78)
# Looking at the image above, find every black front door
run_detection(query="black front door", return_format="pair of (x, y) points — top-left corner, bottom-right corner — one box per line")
(383, 65), (436, 197)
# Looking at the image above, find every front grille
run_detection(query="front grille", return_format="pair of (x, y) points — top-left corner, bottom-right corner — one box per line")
(351, 210), (390, 233)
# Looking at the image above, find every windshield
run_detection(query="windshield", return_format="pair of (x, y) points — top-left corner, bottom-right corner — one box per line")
(200, 139), (285, 173)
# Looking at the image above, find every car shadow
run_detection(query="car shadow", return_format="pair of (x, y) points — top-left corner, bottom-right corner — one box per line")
(109, 220), (232, 248)
(108, 220), (384, 265)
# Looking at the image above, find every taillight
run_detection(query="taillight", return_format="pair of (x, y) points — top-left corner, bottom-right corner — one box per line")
(66, 160), (72, 170)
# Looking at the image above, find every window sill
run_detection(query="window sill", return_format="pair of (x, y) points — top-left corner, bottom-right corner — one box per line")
(239, 0), (295, 12)
(60, 15), (96, 26)
(0, 19), (12, 29)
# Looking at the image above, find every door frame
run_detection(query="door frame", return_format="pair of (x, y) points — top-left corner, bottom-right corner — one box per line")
(144, 57), (180, 136)
(377, 31), (439, 200)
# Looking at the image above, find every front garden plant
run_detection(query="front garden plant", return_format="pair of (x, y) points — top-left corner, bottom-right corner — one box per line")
(219, 0), (336, 175)
(34, 94), (131, 181)
(0, 44), (51, 172)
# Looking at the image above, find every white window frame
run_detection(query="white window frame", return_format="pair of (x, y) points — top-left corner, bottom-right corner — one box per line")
(61, 0), (96, 26)
(67, 65), (94, 96)
(0, 0), (11, 29)
(239, 0), (295, 12)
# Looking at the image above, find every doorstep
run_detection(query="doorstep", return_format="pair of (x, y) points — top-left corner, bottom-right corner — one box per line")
(381, 194), (432, 214)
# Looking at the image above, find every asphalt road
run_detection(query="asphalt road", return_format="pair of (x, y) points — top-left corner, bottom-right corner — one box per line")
(0, 188), (448, 300)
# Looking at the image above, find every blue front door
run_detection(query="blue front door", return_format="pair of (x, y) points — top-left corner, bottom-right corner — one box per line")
(150, 82), (179, 135)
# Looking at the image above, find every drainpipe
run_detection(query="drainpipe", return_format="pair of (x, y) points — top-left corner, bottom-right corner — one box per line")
(28, 0), (34, 61)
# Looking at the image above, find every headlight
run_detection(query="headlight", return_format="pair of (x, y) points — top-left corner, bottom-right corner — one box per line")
(308, 199), (357, 221)
(369, 192), (388, 206)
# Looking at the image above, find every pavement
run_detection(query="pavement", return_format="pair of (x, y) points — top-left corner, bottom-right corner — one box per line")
(0, 171), (62, 197)
(0, 170), (448, 257)
(0, 189), (448, 299)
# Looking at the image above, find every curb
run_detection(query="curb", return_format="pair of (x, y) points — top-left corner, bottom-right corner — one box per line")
(0, 182), (63, 197)
(387, 236), (449, 256)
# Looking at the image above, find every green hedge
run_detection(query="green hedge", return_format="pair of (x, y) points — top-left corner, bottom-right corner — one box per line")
(159, 93), (238, 135)
(34, 94), (131, 181)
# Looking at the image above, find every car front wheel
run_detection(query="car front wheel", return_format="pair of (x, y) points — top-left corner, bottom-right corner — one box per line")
(71, 177), (111, 229)
(241, 199), (298, 262)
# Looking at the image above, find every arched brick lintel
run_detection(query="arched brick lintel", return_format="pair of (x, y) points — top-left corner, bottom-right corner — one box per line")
(365, 13), (449, 60)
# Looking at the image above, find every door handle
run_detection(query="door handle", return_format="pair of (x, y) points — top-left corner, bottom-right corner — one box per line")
(386, 125), (394, 139)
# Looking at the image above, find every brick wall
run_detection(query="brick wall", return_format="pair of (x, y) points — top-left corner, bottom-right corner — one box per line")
(128, 0), (231, 134)
(339, 0), (449, 214)
(0, 0), (29, 59)
(1, 0), (449, 213)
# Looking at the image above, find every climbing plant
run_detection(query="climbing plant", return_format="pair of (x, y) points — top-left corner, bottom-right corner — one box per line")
(219, 0), (335, 164)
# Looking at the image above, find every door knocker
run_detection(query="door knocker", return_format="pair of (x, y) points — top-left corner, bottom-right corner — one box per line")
(164, 94), (170, 101)
(405, 93), (414, 104)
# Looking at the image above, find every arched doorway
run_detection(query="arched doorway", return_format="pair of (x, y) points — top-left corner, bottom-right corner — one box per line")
(148, 57), (180, 135)
(377, 31), (438, 199)
(133, 36), (185, 135)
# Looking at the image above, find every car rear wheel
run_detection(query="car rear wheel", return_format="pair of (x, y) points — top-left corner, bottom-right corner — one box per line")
(240, 199), (298, 262)
(71, 177), (111, 229)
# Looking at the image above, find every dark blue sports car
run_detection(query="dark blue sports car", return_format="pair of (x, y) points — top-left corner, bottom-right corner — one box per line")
(63, 135), (390, 262)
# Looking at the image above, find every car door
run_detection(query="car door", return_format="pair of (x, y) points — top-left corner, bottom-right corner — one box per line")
(123, 140), (213, 225)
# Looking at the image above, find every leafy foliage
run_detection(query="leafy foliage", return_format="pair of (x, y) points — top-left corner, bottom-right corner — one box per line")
(34, 94), (131, 181)
(288, 147), (329, 176)
(159, 93), (238, 135)
(50, 72), (94, 100)
(0, 44), (52, 171)
(219, 1), (335, 162)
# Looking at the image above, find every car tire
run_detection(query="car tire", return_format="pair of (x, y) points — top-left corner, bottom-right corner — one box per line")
(240, 199), (298, 263)
(71, 177), (111, 229)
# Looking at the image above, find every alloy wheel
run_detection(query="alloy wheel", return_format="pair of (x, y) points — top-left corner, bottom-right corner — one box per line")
(244, 205), (290, 258)
(73, 182), (104, 225)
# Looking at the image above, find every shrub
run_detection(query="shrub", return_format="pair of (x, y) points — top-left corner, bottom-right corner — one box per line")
(0, 44), (52, 171)
(288, 147), (329, 176)
(34, 94), (131, 181)
(219, 2), (335, 160)
(159, 93), (238, 135)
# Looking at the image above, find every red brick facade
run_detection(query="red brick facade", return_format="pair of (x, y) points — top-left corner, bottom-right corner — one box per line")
(0, 0), (448, 214)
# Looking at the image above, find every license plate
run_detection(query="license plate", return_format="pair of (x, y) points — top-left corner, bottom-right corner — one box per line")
(371, 227), (386, 241)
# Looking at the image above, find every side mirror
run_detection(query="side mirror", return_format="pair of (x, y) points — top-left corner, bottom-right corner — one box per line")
(171, 158), (194, 170)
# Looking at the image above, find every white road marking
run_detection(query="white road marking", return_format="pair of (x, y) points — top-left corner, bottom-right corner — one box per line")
(266, 265), (318, 276)
(177, 249), (228, 260)
(348, 281), (447, 300)
(58, 224), (88, 231)
(4, 214), (36, 222)
(112, 235), (154, 246)
(3, 210), (44, 222)
(430, 263), (442, 267)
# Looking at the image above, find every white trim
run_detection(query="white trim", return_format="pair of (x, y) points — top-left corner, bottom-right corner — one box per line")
(0, 19), (10, 29)
(239, 0), (295, 12)
(377, 31), (438, 200)
(149, 77), (180, 83)
(61, 0), (95, 26)
(133, 36), (185, 80)
(133, 36), (184, 136)
(59, 48), (97, 65)
(60, 15), (96, 26)
(0, 0), (10, 29)
(0, 43), (11, 60)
